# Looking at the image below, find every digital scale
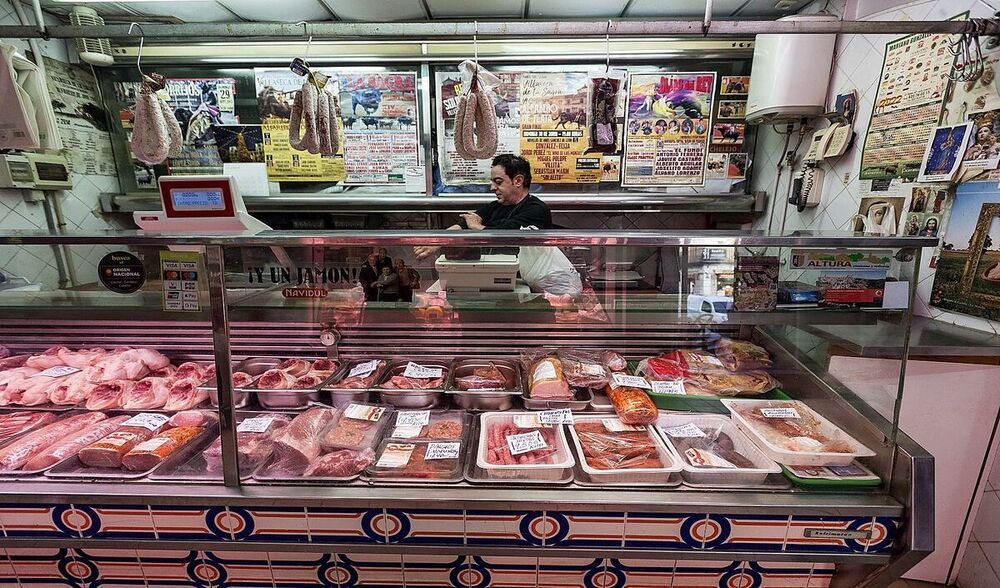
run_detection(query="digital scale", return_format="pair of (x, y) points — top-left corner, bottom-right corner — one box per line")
(432, 254), (522, 293)
(133, 175), (270, 234)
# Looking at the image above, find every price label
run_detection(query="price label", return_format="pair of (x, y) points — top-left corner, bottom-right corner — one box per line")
(376, 443), (415, 468)
(664, 423), (706, 438)
(685, 448), (737, 469)
(650, 380), (686, 395)
(392, 425), (423, 439)
(403, 362), (443, 379)
(760, 407), (801, 419)
(581, 363), (605, 376)
(344, 403), (386, 422)
(507, 430), (548, 455)
(532, 359), (557, 381)
(123, 413), (170, 431)
(513, 414), (545, 428)
(237, 416), (276, 433)
(33, 366), (81, 378)
(349, 360), (380, 378)
(396, 411), (430, 427)
(602, 418), (644, 432)
(610, 373), (651, 390)
(425, 442), (461, 460)
(538, 408), (573, 425)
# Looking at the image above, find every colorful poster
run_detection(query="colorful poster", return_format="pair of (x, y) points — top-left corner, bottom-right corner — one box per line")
(338, 72), (419, 185)
(917, 123), (972, 182)
(931, 181), (1000, 321)
(962, 109), (1000, 171)
(859, 28), (958, 180)
(720, 76), (750, 95)
(622, 72), (715, 186)
(518, 72), (600, 184)
(436, 71), (521, 185)
(43, 57), (116, 177)
(215, 125), (265, 164)
(253, 68), (344, 182)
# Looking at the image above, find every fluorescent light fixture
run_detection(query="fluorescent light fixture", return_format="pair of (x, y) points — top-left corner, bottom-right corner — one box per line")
(51, 0), (205, 3)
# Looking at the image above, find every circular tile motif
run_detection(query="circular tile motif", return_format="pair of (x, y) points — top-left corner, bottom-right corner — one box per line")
(375, 509), (413, 543)
(681, 515), (731, 549)
(205, 506), (254, 540)
(53, 505), (100, 537)
(451, 563), (491, 588)
(586, 569), (625, 588)
(59, 558), (97, 583)
(320, 560), (358, 588)
(521, 512), (567, 546)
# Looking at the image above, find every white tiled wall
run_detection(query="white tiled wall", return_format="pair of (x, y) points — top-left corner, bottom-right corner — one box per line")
(753, 0), (1000, 336)
(0, 0), (123, 287)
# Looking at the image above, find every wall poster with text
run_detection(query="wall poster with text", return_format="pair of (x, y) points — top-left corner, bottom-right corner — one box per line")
(43, 56), (116, 178)
(622, 72), (716, 186)
(338, 72), (419, 185)
(518, 72), (600, 184)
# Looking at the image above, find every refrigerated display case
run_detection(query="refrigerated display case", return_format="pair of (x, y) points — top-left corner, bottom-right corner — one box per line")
(0, 229), (934, 588)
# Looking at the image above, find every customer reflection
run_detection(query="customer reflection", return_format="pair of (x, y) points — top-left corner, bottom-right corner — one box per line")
(374, 266), (400, 302)
(395, 259), (421, 302)
(359, 254), (380, 301)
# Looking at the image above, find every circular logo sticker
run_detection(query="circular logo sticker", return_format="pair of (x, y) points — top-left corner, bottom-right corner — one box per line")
(98, 251), (145, 294)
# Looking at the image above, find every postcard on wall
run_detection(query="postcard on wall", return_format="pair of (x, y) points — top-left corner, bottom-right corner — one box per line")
(720, 76), (750, 95)
(855, 197), (905, 236)
(711, 122), (744, 145)
(917, 123), (973, 182)
(717, 100), (746, 119)
(834, 91), (858, 125)
(962, 109), (1000, 171)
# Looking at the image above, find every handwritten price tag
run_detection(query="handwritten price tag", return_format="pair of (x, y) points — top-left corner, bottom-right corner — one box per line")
(237, 416), (276, 433)
(651, 380), (686, 395)
(426, 442), (461, 460)
(349, 360), (380, 378)
(664, 423), (706, 438)
(602, 418), (644, 432)
(396, 411), (430, 427)
(538, 408), (573, 425)
(34, 366), (81, 378)
(403, 362), (443, 379)
(124, 413), (170, 431)
(610, 373), (651, 390)
(760, 407), (801, 419)
(507, 430), (547, 455)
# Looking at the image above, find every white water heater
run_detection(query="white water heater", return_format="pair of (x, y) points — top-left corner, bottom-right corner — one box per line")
(746, 15), (837, 124)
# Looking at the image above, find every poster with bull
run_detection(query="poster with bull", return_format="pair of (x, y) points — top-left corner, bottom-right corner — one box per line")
(338, 72), (419, 185)
(436, 71), (521, 185)
(622, 72), (715, 186)
(253, 68), (345, 182)
(116, 78), (236, 184)
(518, 72), (601, 184)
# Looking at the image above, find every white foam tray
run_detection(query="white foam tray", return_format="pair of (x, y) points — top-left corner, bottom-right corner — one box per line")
(655, 413), (780, 486)
(476, 412), (574, 480)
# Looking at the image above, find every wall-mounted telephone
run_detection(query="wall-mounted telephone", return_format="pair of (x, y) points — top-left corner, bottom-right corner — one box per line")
(804, 123), (853, 162)
(790, 164), (824, 212)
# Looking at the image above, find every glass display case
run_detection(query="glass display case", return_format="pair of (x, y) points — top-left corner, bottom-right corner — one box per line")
(0, 229), (934, 588)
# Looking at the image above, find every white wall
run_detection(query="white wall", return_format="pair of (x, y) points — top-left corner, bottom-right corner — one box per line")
(753, 0), (1000, 336)
(0, 0), (123, 288)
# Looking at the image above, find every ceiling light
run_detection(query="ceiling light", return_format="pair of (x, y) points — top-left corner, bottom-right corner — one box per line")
(52, 0), (205, 3)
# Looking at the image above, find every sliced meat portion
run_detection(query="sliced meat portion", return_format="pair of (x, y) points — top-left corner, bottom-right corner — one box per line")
(85, 380), (135, 411)
(122, 426), (203, 472)
(24, 415), (130, 471)
(232, 372), (254, 388)
(304, 448), (374, 478)
(121, 377), (172, 410)
(78, 414), (170, 468)
(162, 379), (208, 411)
(257, 369), (296, 390)
(173, 362), (206, 382)
(292, 374), (323, 390)
(277, 359), (312, 377)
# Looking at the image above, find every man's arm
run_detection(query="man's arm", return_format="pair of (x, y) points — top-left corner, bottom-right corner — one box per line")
(414, 224), (463, 261)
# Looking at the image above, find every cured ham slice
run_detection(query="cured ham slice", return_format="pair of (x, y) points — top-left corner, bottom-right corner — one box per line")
(162, 379), (208, 411)
(85, 380), (135, 411)
(277, 359), (311, 377)
(121, 377), (172, 410)
(24, 416), (129, 471)
(257, 369), (296, 390)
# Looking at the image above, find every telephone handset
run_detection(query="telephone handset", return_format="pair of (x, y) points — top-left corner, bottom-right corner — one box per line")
(790, 164), (824, 212)
(805, 123), (852, 162)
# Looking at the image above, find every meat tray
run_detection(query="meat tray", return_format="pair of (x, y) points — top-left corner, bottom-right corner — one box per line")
(463, 418), (573, 486)
(384, 409), (469, 442)
(318, 359), (389, 408)
(0, 410), (94, 478)
(44, 422), (218, 480)
(521, 387), (594, 411)
(567, 415), (681, 484)
(364, 439), (465, 484)
(375, 360), (449, 410)
(475, 412), (575, 480)
(201, 357), (280, 409)
(446, 358), (522, 411)
(240, 357), (324, 410)
(319, 402), (393, 452)
(589, 390), (614, 412)
(655, 413), (781, 486)
(721, 399), (876, 466)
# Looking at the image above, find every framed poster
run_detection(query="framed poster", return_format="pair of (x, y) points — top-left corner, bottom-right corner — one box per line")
(338, 72), (419, 185)
(622, 72), (715, 186)
(518, 72), (600, 184)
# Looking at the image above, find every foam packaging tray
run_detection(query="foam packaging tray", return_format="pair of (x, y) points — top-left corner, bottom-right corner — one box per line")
(655, 413), (780, 486)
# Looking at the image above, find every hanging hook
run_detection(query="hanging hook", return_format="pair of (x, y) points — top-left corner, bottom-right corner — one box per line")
(127, 23), (147, 81)
(605, 19), (612, 73)
(702, 0), (714, 36)
(473, 20), (479, 68)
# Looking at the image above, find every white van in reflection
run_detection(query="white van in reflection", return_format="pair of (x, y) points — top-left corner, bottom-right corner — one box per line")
(686, 295), (732, 322)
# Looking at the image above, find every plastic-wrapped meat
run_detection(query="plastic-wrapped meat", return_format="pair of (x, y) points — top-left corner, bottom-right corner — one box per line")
(273, 407), (336, 465)
(258, 369), (296, 390)
(49, 372), (96, 405)
(162, 379), (208, 411)
(24, 415), (129, 471)
(0, 411), (57, 445)
(557, 349), (610, 389)
(484, 422), (556, 465)
(168, 410), (217, 428)
(232, 372), (254, 388)
(25, 347), (68, 370)
(203, 414), (291, 473)
(174, 362), (206, 382)
(292, 374), (323, 390)
(304, 448), (374, 478)
(121, 377), (172, 410)
(79, 415), (169, 468)
(605, 384), (657, 425)
(122, 426), (202, 472)
(709, 338), (773, 372)
(381, 375), (444, 389)
(573, 421), (662, 470)
(600, 351), (627, 373)
(664, 427), (754, 469)
(735, 402), (854, 453)
(456, 375), (506, 391)
(85, 380), (135, 410)
(0, 411), (107, 471)
(522, 354), (572, 400)
(277, 358), (312, 377)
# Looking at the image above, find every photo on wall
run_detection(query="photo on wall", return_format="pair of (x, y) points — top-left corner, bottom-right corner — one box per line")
(711, 122), (745, 145)
(917, 122), (973, 182)
(717, 100), (746, 119)
(854, 196), (905, 236)
(720, 76), (750, 95)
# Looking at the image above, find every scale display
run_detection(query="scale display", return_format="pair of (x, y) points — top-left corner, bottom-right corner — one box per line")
(158, 176), (237, 218)
(169, 188), (226, 212)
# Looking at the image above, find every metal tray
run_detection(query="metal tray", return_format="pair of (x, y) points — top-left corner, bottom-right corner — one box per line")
(446, 358), (521, 411)
(318, 359), (389, 408)
(589, 390), (614, 412)
(0, 404), (75, 412)
(462, 419), (572, 486)
(200, 357), (281, 409)
(252, 452), (364, 484)
(521, 387), (594, 411)
(241, 357), (327, 410)
(44, 423), (218, 481)
(363, 439), (466, 485)
(375, 360), (449, 409)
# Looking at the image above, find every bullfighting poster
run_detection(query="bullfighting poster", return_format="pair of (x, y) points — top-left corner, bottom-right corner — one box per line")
(436, 71), (521, 185)
(622, 72), (715, 186)
(253, 68), (344, 183)
(338, 72), (419, 185)
(518, 72), (600, 184)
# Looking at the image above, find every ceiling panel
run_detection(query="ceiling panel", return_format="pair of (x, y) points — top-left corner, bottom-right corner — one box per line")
(426, 0), (522, 18)
(321, 0), (427, 21)
(218, 0), (332, 21)
(736, 0), (808, 16)
(625, 0), (754, 17)
(528, 0), (628, 18)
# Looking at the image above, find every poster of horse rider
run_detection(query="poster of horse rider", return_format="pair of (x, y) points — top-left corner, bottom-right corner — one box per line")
(116, 77), (237, 183)
(253, 68), (346, 182)
(517, 72), (600, 184)
(338, 72), (419, 185)
(622, 72), (716, 186)
(436, 70), (521, 185)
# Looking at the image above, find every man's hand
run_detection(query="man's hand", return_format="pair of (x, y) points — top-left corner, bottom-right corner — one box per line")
(461, 212), (484, 230)
(414, 245), (440, 261)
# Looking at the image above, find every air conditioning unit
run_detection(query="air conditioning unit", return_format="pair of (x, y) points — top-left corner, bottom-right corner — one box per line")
(0, 153), (73, 190)
(69, 6), (114, 67)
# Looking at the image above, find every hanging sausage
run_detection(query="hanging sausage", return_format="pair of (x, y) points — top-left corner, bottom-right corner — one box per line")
(288, 72), (344, 157)
(590, 75), (622, 153)
(454, 59), (500, 160)
(129, 74), (181, 165)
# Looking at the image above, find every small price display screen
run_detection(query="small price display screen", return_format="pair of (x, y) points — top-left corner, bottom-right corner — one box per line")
(170, 188), (226, 211)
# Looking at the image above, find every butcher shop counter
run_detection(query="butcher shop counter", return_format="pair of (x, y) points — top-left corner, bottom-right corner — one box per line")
(0, 229), (936, 588)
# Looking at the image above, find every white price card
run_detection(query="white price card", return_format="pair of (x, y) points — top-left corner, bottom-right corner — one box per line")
(507, 430), (548, 456)
(348, 360), (380, 379)
(425, 442), (461, 460)
(538, 408), (574, 425)
(237, 416), (276, 433)
(396, 411), (430, 427)
(33, 366), (81, 378)
(582, 363), (605, 376)
(651, 380), (686, 396)
(602, 418), (644, 432)
(610, 373), (651, 390)
(664, 423), (706, 438)
(376, 443), (415, 468)
(403, 362), (443, 379)
(760, 407), (801, 419)
(685, 448), (737, 469)
(344, 403), (386, 422)
(513, 414), (545, 428)
(123, 413), (170, 431)
(392, 425), (423, 439)
(133, 436), (172, 453)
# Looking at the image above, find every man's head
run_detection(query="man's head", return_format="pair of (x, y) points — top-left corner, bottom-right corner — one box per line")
(367, 254), (377, 265)
(394, 259), (404, 270)
(490, 154), (531, 206)
(378, 247), (388, 258)
(381, 267), (391, 276)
